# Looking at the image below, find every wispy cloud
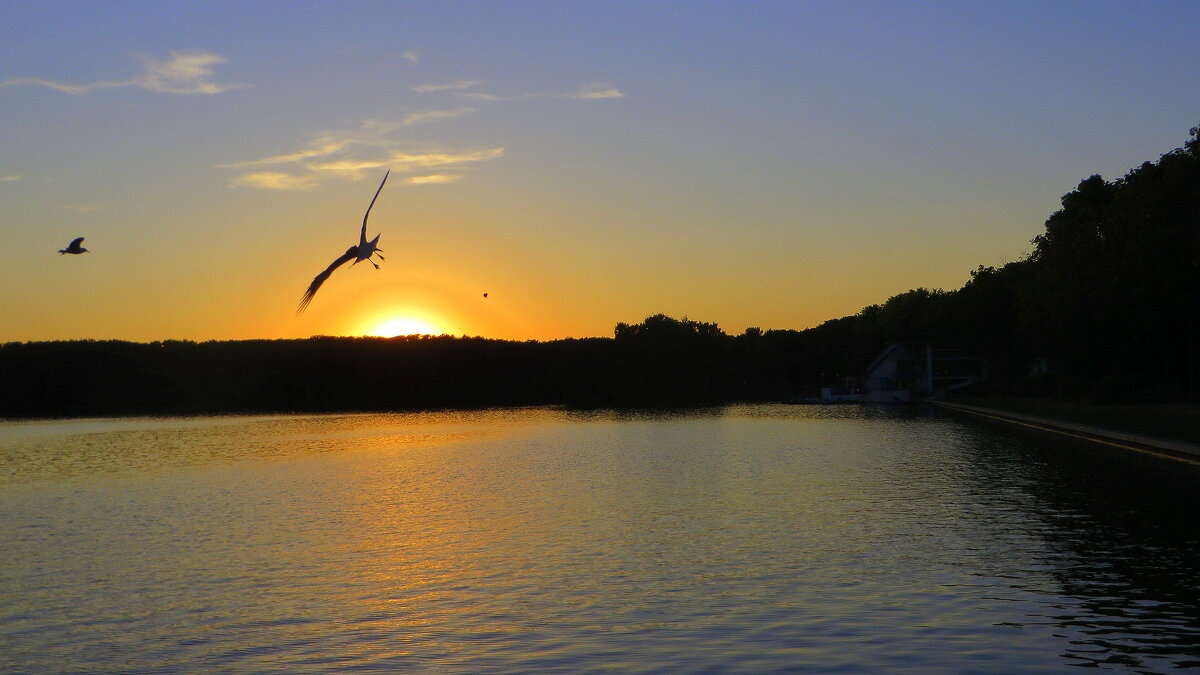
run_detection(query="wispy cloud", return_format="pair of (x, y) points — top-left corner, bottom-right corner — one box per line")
(399, 108), (474, 126)
(1, 51), (248, 95)
(216, 138), (350, 169)
(302, 159), (387, 174)
(219, 140), (352, 169)
(413, 80), (483, 93)
(219, 110), (474, 170)
(566, 82), (626, 99)
(0, 174), (21, 182)
(445, 81), (626, 102)
(230, 171), (320, 191)
(135, 52), (248, 94)
(222, 114), (500, 189)
(304, 148), (504, 178)
(406, 174), (462, 185)
(456, 91), (511, 101)
(402, 50), (420, 65)
(387, 148), (505, 170)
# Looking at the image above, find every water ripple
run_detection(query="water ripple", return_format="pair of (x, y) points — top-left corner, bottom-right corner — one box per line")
(1, 405), (1198, 672)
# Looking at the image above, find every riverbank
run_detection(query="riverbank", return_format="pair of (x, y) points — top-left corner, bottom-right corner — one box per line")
(934, 398), (1200, 464)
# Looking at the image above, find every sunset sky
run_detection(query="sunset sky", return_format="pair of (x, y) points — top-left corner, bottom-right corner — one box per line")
(3, 1), (1198, 342)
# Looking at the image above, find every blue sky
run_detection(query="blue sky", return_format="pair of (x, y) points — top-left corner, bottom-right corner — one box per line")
(2, 1), (1198, 341)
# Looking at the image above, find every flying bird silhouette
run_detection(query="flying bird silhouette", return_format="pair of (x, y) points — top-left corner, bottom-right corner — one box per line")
(58, 237), (89, 255)
(297, 170), (390, 315)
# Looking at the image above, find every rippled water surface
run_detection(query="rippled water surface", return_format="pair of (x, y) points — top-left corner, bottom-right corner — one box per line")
(2, 405), (1199, 673)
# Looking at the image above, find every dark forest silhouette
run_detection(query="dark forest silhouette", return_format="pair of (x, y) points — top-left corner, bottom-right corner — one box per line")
(3, 125), (1198, 417)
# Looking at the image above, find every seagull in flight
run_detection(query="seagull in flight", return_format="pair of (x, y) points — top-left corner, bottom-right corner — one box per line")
(297, 169), (390, 315)
(58, 237), (89, 255)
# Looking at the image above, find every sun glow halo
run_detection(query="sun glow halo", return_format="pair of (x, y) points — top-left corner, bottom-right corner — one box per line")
(367, 316), (440, 337)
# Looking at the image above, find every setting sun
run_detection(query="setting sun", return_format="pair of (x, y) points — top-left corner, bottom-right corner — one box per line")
(366, 316), (441, 337)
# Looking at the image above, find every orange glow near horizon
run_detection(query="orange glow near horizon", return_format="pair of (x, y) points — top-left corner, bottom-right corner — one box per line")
(365, 316), (443, 337)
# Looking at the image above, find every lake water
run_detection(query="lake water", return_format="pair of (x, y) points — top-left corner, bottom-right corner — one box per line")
(2, 404), (1199, 673)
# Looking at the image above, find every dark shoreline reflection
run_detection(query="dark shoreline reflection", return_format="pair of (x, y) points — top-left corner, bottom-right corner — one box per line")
(943, 414), (1200, 671)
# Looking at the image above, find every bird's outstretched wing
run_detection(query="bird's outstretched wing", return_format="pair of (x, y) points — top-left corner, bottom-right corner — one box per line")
(297, 246), (358, 315)
(359, 169), (390, 245)
(59, 237), (86, 254)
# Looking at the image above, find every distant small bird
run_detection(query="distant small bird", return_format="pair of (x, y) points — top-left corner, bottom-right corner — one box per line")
(483, 292), (488, 298)
(58, 237), (89, 255)
(297, 170), (390, 315)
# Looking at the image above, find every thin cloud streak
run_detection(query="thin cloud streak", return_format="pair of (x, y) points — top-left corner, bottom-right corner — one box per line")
(413, 80), (482, 92)
(219, 140), (352, 169)
(399, 108), (475, 126)
(222, 114), (501, 189)
(567, 82), (626, 99)
(1, 51), (248, 95)
(406, 174), (462, 184)
(1, 78), (108, 95)
(387, 148), (505, 169)
(219, 111), (474, 169)
(230, 171), (320, 190)
(447, 81), (626, 101)
(303, 148), (504, 177)
(0, 175), (21, 182)
(457, 91), (512, 101)
(302, 159), (387, 174)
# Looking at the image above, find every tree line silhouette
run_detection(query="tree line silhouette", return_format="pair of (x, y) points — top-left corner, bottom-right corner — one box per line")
(3, 125), (1197, 417)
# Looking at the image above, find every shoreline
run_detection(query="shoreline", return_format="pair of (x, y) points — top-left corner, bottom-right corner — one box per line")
(932, 400), (1200, 465)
